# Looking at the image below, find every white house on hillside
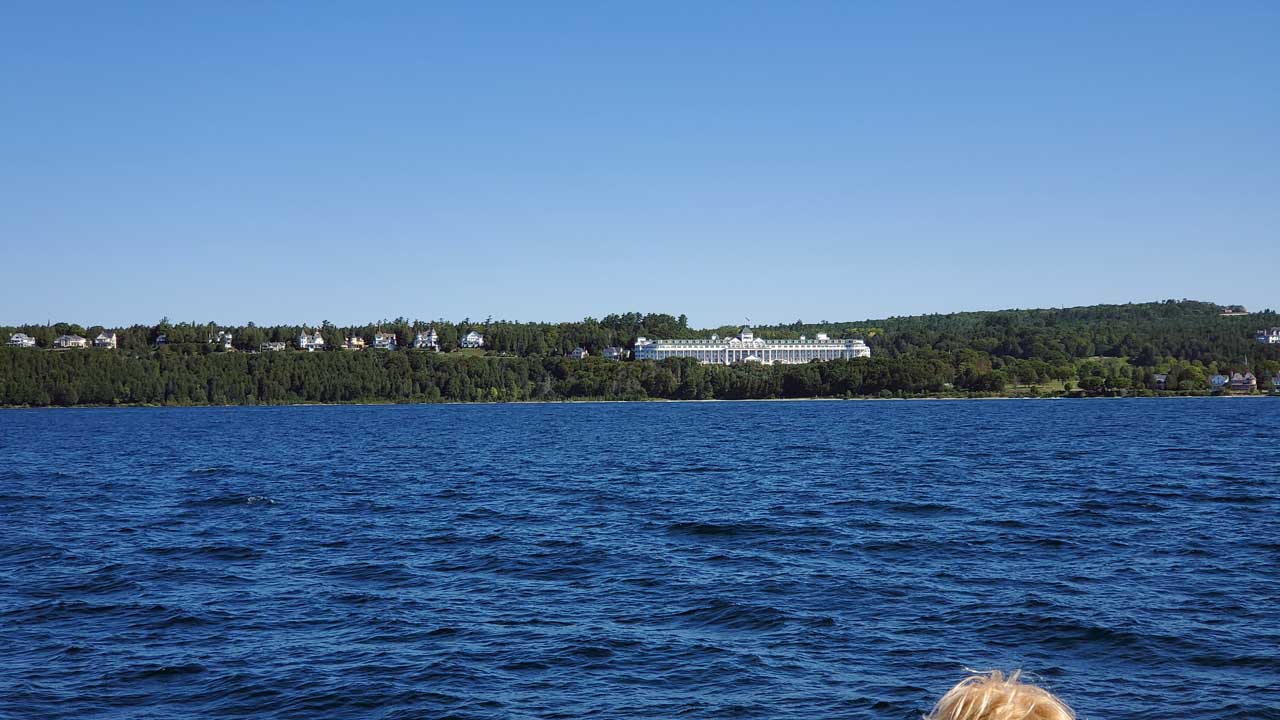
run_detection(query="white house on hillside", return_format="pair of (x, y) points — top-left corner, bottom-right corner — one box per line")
(413, 329), (439, 350)
(94, 332), (118, 349)
(7, 333), (37, 348)
(374, 332), (397, 350)
(298, 330), (325, 352)
(1257, 328), (1280, 344)
(261, 341), (287, 352)
(55, 335), (88, 349)
(567, 347), (589, 359)
(601, 346), (623, 360)
(213, 331), (234, 350)
(460, 330), (484, 349)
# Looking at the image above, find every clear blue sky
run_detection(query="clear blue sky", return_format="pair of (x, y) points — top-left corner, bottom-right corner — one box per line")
(3, 2), (1276, 328)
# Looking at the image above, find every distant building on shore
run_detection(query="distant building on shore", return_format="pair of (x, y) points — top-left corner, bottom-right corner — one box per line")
(94, 332), (117, 349)
(1210, 374), (1230, 390)
(344, 336), (366, 351)
(7, 333), (37, 348)
(54, 334), (88, 349)
(601, 346), (624, 361)
(298, 330), (324, 352)
(460, 330), (484, 349)
(373, 332), (397, 350)
(1229, 372), (1257, 393)
(1153, 373), (1168, 391)
(260, 341), (287, 352)
(1256, 328), (1280, 344)
(413, 329), (439, 350)
(633, 326), (870, 365)
(567, 347), (589, 359)
(212, 331), (234, 350)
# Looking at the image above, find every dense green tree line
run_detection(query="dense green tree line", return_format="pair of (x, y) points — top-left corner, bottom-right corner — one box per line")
(2, 301), (1277, 406)
(0, 350), (963, 406)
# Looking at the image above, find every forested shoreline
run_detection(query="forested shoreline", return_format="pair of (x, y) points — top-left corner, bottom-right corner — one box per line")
(2, 300), (1277, 407)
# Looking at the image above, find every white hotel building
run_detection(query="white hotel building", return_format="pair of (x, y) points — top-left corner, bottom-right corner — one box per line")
(634, 327), (870, 365)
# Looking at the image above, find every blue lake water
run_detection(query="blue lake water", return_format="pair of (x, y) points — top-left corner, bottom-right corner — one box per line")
(2, 398), (1278, 719)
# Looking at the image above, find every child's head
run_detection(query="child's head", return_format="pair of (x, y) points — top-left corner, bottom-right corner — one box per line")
(925, 670), (1074, 720)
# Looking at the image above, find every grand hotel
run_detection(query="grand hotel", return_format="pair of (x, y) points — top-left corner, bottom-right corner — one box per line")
(634, 327), (870, 365)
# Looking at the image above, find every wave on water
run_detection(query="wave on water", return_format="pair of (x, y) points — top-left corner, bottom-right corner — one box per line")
(181, 494), (277, 508)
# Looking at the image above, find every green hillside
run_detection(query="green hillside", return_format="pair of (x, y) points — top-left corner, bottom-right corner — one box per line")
(2, 300), (1277, 406)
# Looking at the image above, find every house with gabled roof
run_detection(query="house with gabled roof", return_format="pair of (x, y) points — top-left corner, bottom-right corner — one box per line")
(373, 332), (397, 350)
(413, 328), (439, 350)
(7, 333), (36, 348)
(1229, 372), (1257, 393)
(54, 334), (88, 349)
(460, 330), (484, 349)
(94, 332), (118, 349)
(297, 330), (325, 352)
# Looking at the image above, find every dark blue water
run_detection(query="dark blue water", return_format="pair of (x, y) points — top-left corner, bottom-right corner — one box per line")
(2, 399), (1278, 719)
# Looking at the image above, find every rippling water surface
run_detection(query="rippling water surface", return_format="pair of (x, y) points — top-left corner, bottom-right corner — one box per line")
(3, 399), (1278, 719)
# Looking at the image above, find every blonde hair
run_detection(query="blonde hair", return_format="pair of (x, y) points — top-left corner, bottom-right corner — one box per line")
(925, 670), (1075, 720)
